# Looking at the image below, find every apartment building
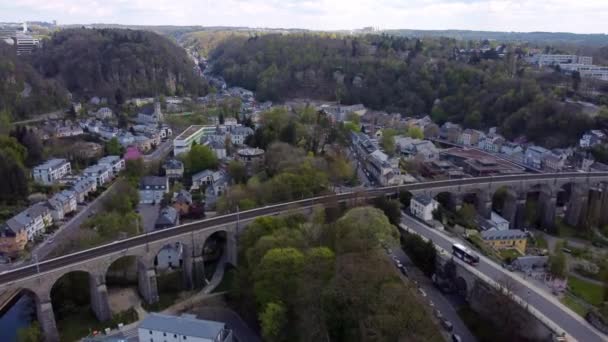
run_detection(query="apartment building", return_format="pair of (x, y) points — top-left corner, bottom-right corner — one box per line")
(33, 159), (72, 185)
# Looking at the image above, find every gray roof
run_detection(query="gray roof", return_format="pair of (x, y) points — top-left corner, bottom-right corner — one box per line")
(481, 229), (527, 241)
(175, 190), (192, 205)
(155, 207), (179, 227)
(141, 176), (167, 188)
(413, 194), (434, 206)
(164, 159), (183, 170)
(33, 158), (68, 171)
(139, 313), (226, 339)
(192, 169), (214, 181)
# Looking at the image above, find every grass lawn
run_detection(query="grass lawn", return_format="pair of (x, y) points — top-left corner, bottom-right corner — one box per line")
(498, 248), (521, 262)
(57, 307), (138, 342)
(568, 275), (606, 306)
(457, 306), (499, 342)
(561, 293), (589, 317)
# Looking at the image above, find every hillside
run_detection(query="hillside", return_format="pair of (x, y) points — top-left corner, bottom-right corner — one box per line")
(31, 28), (208, 102)
(209, 33), (600, 147)
(0, 42), (68, 119)
(180, 30), (251, 58)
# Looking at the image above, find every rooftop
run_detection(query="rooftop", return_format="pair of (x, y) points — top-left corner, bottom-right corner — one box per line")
(139, 313), (226, 340)
(481, 229), (527, 241)
(34, 158), (69, 170)
(141, 176), (167, 188)
(237, 147), (265, 157)
(412, 194), (435, 206)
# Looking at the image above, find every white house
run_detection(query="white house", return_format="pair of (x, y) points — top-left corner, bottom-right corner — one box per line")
(97, 155), (126, 177)
(490, 211), (510, 231)
(155, 243), (183, 271)
(82, 164), (111, 186)
(410, 195), (439, 221)
(95, 107), (113, 120)
(139, 176), (169, 204)
(579, 130), (606, 148)
(138, 313), (233, 342)
(32, 159), (72, 185)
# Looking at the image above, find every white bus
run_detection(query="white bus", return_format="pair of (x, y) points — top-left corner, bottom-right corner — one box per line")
(452, 243), (480, 266)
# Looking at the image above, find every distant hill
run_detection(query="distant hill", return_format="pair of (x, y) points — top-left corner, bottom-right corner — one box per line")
(384, 29), (608, 47)
(31, 28), (208, 102)
(0, 42), (68, 119)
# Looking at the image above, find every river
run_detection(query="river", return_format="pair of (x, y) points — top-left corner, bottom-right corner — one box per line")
(0, 295), (35, 341)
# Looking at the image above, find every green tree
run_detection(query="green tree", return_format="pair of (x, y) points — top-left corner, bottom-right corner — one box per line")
(184, 144), (218, 174)
(254, 247), (305, 307)
(228, 160), (247, 184)
(0, 110), (11, 136)
(406, 126), (424, 139)
(105, 137), (123, 155)
(335, 207), (398, 254)
(401, 232), (437, 276)
(549, 247), (567, 278)
(372, 196), (402, 226)
(380, 128), (397, 155)
(124, 158), (145, 185)
(260, 302), (288, 342)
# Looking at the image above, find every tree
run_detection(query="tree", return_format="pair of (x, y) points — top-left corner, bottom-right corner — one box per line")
(457, 203), (477, 228)
(406, 126), (424, 139)
(401, 232), (437, 276)
(372, 196), (402, 226)
(549, 247), (567, 279)
(0, 150), (28, 203)
(0, 110), (11, 136)
(184, 144), (218, 174)
(228, 160), (247, 184)
(572, 71), (581, 91)
(260, 302), (288, 342)
(105, 137), (123, 156)
(254, 247), (305, 307)
(335, 207), (398, 254)
(380, 128), (397, 155)
(124, 158), (145, 185)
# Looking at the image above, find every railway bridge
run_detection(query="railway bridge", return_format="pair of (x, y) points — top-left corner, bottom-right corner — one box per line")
(2, 172), (608, 341)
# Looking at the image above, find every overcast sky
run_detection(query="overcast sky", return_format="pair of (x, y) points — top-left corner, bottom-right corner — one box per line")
(2, 0), (607, 34)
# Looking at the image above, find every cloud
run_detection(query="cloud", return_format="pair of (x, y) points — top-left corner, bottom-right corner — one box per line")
(1, 0), (606, 33)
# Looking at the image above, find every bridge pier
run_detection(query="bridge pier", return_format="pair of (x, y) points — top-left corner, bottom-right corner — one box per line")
(138, 261), (159, 304)
(539, 190), (557, 231)
(182, 253), (206, 289)
(600, 184), (608, 226)
(586, 187), (602, 228)
(89, 273), (112, 322)
(566, 185), (589, 227)
(226, 230), (238, 267)
(502, 192), (527, 230)
(36, 296), (59, 342)
(476, 191), (492, 219)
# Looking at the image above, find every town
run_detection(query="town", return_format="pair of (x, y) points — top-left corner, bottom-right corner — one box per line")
(1, 14), (608, 342)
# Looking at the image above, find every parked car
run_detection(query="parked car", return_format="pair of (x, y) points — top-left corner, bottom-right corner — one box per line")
(451, 334), (462, 342)
(418, 288), (427, 297)
(441, 318), (453, 332)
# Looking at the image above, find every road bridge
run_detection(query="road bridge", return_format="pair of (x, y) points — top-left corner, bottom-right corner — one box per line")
(2, 172), (608, 341)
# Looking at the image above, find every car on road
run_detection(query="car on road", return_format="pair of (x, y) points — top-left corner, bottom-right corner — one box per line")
(47, 238), (54, 244)
(418, 288), (427, 297)
(433, 309), (442, 319)
(441, 318), (453, 332)
(451, 334), (462, 342)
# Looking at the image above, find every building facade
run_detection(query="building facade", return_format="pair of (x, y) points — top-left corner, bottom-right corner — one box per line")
(33, 159), (71, 185)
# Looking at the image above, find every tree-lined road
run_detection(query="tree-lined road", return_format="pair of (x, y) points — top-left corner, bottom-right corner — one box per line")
(401, 214), (606, 342)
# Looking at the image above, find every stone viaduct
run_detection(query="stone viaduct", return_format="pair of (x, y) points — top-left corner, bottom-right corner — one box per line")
(2, 172), (608, 341)
(0, 223), (239, 342)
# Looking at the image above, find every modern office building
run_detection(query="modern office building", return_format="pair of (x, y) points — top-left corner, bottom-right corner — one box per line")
(173, 125), (217, 155)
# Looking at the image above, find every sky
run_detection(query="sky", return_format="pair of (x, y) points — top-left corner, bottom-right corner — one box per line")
(2, 0), (608, 34)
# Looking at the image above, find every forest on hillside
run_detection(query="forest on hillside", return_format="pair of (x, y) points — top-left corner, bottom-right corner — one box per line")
(0, 43), (68, 119)
(209, 33), (608, 147)
(31, 28), (208, 103)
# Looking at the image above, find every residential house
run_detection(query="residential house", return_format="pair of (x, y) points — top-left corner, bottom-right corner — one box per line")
(95, 107), (113, 120)
(489, 211), (510, 231)
(524, 145), (551, 169)
(481, 229), (528, 254)
(439, 122), (462, 143)
(395, 137), (438, 161)
(33, 159), (71, 185)
(542, 153), (565, 172)
(55, 125), (84, 138)
(579, 130), (605, 148)
(210, 171), (228, 197)
(229, 126), (254, 145)
(83, 164), (111, 186)
(139, 176), (169, 204)
(501, 142), (523, 156)
(137, 313), (233, 342)
(191, 170), (215, 190)
(163, 159), (184, 179)
(72, 178), (97, 203)
(458, 129), (484, 147)
(173, 190), (193, 215)
(155, 207), (180, 230)
(410, 195), (439, 221)
(97, 156), (126, 177)
(48, 190), (77, 220)
(155, 243), (183, 271)
(479, 135), (505, 153)
(0, 222), (28, 256)
(204, 140), (227, 160)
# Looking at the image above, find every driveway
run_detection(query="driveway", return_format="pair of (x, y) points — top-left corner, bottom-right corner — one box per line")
(137, 203), (160, 233)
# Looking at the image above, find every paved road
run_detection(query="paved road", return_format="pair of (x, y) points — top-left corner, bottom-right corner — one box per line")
(144, 139), (173, 163)
(389, 246), (477, 342)
(401, 214), (607, 342)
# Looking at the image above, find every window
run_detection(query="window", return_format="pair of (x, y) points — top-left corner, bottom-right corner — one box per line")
(174, 335), (177, 338)
(163, 333), (166, 337)
(150, 331), (153, 335)
(183, 337), (187, 340)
